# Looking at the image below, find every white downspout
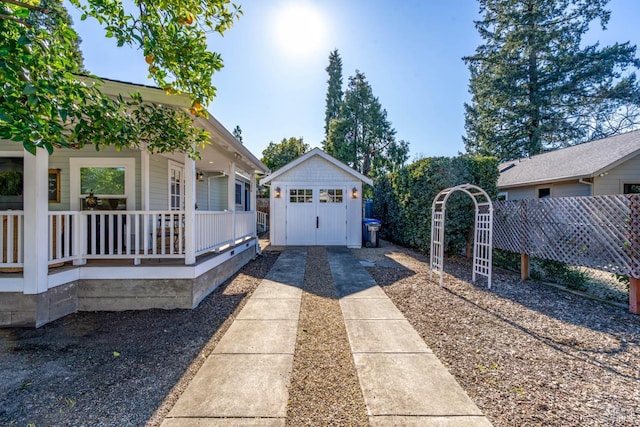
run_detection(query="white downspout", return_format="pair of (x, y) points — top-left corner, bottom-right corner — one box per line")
(579, 178), (593, 196)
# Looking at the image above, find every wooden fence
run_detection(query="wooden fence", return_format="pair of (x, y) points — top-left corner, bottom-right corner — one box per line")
(493, 194), (640, 312)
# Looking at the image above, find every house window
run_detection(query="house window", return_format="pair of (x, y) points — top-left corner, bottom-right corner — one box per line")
(623, 184), (640, 194)
(81, 167), (125, 195)
(538, 188), (551, 199)
(319, 189), (343, 203)
(168, 162), (184, 210)
(70, 158), (135, 211)
(235, 182), (243, 206)
(289, 188), (313, 203)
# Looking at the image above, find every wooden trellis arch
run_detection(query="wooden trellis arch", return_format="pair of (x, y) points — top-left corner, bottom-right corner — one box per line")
(430, 184), (493, 288)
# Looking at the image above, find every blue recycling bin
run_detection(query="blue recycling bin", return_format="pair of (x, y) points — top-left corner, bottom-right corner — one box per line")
(362, 218), (381, 248)
(364, 198), (374, 219)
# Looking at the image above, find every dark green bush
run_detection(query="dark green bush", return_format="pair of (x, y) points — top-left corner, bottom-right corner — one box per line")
(373, 155), (498, 254)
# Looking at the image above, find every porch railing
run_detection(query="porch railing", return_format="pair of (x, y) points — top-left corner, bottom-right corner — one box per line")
(235, 211), (255, 242)
(0, 210), (258, 269)
(257, 210), (268, 232)
(195, 211), (234, 255)
(0, 211), (24, 269)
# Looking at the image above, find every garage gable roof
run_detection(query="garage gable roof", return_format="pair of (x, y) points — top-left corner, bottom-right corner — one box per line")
(498, 129), (640, 188)
(260, 148), (374, 186)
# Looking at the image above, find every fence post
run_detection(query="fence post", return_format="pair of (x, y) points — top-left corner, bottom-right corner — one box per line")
(630, 277), (639, 314)
(521, 254), (529, 281)
(628, 194), (640, 314)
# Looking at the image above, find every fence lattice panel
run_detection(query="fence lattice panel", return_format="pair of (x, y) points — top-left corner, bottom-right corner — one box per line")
(493, 195), (640, 278)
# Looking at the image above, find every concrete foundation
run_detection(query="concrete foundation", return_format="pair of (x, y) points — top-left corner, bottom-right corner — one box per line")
(0, 244), (256, 328)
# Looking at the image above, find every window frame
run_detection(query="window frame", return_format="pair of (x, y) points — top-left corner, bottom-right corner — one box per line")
(70, 158), (135, 211)
(168, 160), (184, 211)
(537, 187), (551, 199)
(623, 183), (640, 194)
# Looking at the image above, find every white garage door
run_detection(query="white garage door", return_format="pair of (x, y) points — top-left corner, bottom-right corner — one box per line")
(286, 187), (347, 245)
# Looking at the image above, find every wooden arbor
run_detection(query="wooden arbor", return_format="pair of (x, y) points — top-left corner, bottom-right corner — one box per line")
(430, 184), (494, 288)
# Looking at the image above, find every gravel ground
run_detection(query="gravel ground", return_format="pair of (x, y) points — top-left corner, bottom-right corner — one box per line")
(354, 240), (640, 427)
(286, 247), (368, 426)
(4, 240), (640, 427)
(0, 251), (279, 427)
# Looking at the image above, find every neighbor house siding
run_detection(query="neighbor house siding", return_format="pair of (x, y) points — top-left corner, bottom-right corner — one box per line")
(503, 187), (537, 200)
(550, 181), (591, 198)
(502, 180), (591, 200)
(593, 154), (640, 195)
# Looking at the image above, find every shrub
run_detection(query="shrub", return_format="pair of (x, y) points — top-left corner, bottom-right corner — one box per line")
(373, 154), (498, 254)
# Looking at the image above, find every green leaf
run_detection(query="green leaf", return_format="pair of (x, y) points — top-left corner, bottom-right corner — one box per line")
(23, 84), (37, 95)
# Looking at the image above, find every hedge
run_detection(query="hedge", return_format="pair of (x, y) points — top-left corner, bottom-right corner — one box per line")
(372, 155), (498, 254)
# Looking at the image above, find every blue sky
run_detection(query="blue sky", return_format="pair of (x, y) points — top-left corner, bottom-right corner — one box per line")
(65, 0), (640, 161)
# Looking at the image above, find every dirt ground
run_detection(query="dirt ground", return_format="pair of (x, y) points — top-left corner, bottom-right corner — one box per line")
(0, 251), (279, 427)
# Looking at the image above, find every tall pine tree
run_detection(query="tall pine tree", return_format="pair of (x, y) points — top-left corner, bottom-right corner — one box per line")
(325, 71), (408, 177)
(464, 0), (640, 161)
(324, 49), (344, 138)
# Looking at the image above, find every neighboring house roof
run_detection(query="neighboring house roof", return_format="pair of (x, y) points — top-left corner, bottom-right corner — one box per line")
(80, 76), (268, 174)
(260, 148), (374, 186)
(498, 129), (640, 188)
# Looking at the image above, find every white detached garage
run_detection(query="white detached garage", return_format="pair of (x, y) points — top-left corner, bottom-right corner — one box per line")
(260, 148), (373, 247)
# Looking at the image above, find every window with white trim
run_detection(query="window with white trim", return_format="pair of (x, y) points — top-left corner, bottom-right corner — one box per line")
(168, 161), (184, 210)
(289, 188), (313, 203)
(70, 158), (135, 211)
(319, 189), (343, 203)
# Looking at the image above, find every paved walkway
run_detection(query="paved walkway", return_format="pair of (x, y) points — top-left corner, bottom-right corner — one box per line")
(161, 247), (492, 427)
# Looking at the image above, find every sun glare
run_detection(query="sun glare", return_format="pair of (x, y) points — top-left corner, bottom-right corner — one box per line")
(274, 3), (326, 57)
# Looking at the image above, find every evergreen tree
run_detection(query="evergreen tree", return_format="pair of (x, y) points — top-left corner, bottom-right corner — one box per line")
(464, 0), (640, 161)
(325, 71), (408, 177)
(261, 137), (309, 171)
(324, 49), (344, 137)
(232, 125), (243, 143)
(26, 0), (86, 73)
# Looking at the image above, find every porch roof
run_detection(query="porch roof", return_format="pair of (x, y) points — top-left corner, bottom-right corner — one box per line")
(84, 76), (269, 176)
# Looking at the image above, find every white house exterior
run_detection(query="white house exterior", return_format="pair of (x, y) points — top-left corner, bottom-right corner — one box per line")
(498, 129), (640, 200)
(260, 148), (373, 248)
(0, 78), (269, 327)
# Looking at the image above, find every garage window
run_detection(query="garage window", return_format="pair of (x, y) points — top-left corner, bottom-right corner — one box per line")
(319, 189), (343, 203)
(289, 188), (312, 203)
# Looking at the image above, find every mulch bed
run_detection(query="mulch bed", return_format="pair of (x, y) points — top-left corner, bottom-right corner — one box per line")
(359, 243), (640, 426)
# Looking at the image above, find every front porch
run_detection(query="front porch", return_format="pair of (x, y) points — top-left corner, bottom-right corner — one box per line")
(0, 208), (260, 327)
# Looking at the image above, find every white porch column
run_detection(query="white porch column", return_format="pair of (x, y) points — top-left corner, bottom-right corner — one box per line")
(140, 149), (150, 210)
(184, 154), (196, 265)
(23, 148), (49, 294)
(228, 161), (236, 241)
(227, 161), (236, 210)
(250, 172), (257, 234)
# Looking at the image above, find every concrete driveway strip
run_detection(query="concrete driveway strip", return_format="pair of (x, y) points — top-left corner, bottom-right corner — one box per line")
(327, 247), (493, 427)
(162, 248), (307, 427)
